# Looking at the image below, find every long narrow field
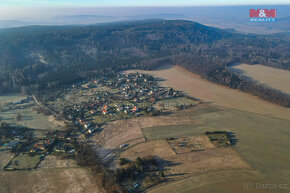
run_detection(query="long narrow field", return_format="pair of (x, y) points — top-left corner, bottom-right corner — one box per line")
(231, 63), (290, 95)
(126, 65), (290, 121)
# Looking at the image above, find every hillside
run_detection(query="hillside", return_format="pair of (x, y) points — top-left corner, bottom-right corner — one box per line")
(0, 19), (289, 105)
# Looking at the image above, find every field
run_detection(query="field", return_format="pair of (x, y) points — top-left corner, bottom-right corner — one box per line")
(5, 153), (41, 170)
(38, 155), (77, 169)
(143, 124), (206, 140)
(154, 97), (198, 111)
(143, 106), (290, 192)
(1, 168), (104, 193)
(0, 94), (27, 106)
(0, 94), (64, 138)
(144, 104), (290, 193)
(1, 65), (290, 193)
(120, 135), (251, 182)
(91, 107), (203, 160)
(126, 65), (290, 121)
(126, 66), (290, 193)
(231, 63), (290, 95)
(0, 152), (14, 169)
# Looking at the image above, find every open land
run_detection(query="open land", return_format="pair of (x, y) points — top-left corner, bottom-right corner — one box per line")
(0, 95), (64, 138)
(120, 139), (251, 180)
(1, 168), (104, 193)
(124, 66), (290, 193)
(126, 65), (290, 121)
(0, 72), (195, 193)
(1, 67), (290, 193)
(231, 63), (290, 95)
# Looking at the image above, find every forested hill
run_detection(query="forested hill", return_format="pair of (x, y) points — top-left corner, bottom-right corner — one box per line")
(0, 19), (290, 106)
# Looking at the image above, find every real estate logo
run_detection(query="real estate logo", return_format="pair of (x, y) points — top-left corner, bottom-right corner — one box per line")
(249, 9), (277, 22)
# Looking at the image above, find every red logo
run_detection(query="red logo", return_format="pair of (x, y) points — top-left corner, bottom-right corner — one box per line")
(249, 9), (277, 18)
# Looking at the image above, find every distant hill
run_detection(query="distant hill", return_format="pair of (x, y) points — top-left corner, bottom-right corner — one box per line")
(1, 5), (290, 34)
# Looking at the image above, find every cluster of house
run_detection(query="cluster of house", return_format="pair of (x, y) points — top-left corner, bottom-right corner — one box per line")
(54, 142), (75, 154)
(0, 126), (28, 150)
(76, 120), (97, 137)
(30, 139), (54, 153)
(102, 73), (181, 102)
(63, 73), (182, 125)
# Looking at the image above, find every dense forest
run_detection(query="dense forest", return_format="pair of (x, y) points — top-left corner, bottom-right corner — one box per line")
(0, 19), (290, 106)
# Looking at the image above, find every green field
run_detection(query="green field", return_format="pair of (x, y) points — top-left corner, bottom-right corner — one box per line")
(154, 97), (197, 110)
(148, 105), (290, 193)
(143, 124), (206, 140)
(0, 94), (63, 138)
(0, 94), (27, 106)
(5, 153), (41, 170)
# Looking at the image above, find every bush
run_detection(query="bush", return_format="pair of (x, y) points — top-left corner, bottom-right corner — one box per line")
(119, 158), (130, 166)
(143, 175), (161, 188)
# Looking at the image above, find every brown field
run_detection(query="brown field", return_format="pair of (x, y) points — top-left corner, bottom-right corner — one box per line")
(125, 66), (290, 193)
(120, 136), (251, 181)
(37, 155), (77, 169)
(47, 115), (66, 127)
(126, 65), (290, 121)
(144, 105), (290, 193)
(1, 168), (104, 193)
(0, 152), (14, 169)
(231, 63), (290, 95)
(92, 112), (201, 158)
(188, 135), (215, 149)
(140, 106), (290, 193)
(120, 140), (176, 160)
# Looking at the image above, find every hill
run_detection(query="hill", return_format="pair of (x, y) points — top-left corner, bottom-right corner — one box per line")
(0, 19), (289, 106)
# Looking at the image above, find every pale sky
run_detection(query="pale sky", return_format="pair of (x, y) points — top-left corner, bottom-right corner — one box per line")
(1, 0), (289, 7)
(0, 0), (289, 20)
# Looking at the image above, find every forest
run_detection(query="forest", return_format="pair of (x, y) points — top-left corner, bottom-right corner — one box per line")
(0, 19), (290, 106)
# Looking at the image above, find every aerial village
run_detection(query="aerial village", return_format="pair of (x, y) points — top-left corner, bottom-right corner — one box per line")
(62, 73), (187, 138)
(0, 72), (236, 192)
(0, 72), (196, 171)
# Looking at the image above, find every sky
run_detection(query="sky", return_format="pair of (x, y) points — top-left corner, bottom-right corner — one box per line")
(0, 0), (289, 20)
(1, 0), (289, 7)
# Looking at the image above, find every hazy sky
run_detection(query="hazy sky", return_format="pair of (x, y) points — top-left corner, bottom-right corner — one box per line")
(0, 0), (289, 20)
(1, 0), (289, 7)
